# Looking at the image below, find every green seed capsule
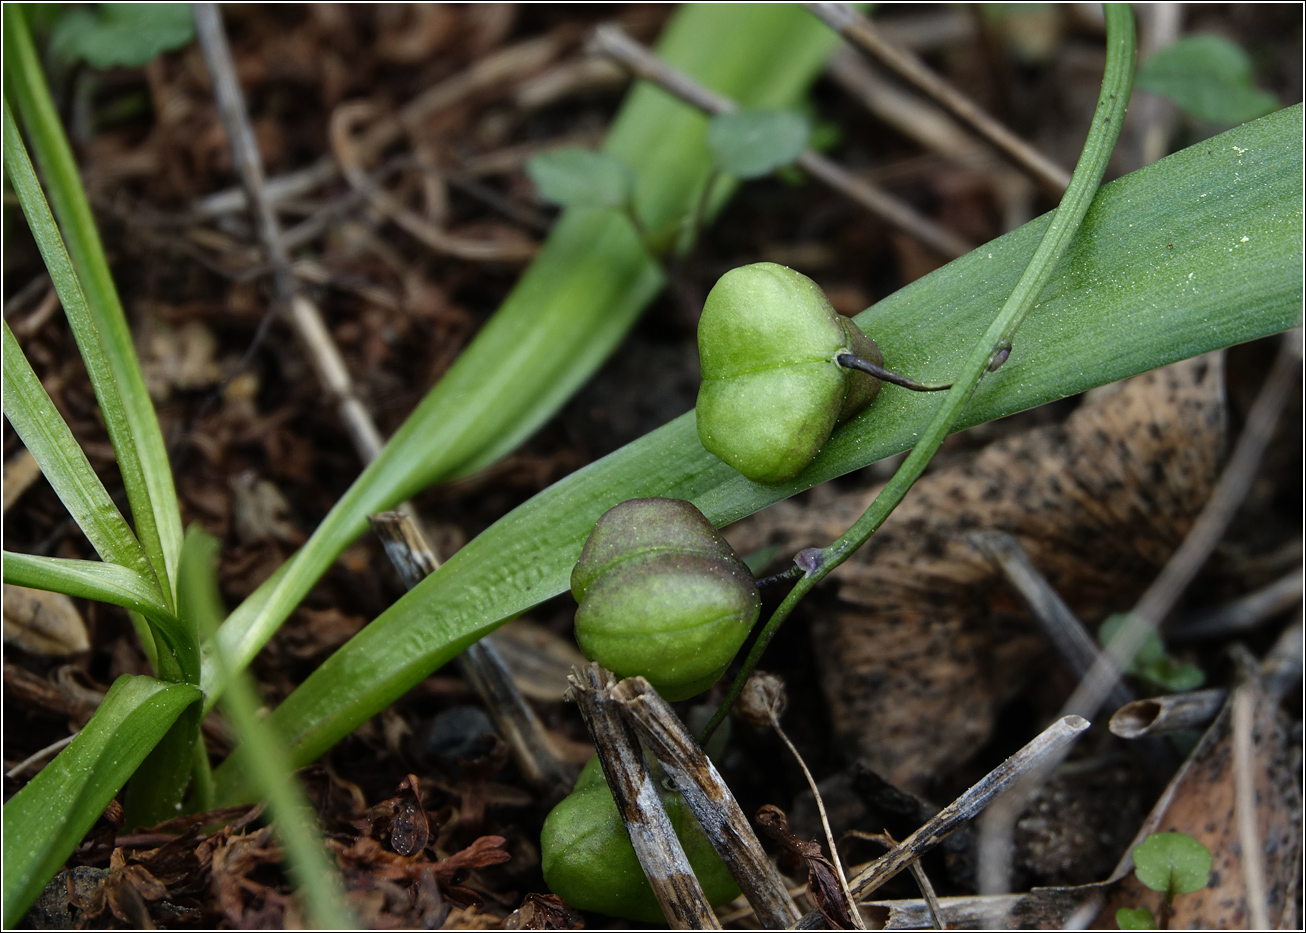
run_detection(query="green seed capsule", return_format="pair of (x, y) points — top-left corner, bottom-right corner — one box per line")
(541, 757), (739, 922)
(696, 261), (883, 483)
(571, 498), (760, 701)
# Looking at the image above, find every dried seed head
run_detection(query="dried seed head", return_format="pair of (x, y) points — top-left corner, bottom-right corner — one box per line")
(735, 671), (787, 727)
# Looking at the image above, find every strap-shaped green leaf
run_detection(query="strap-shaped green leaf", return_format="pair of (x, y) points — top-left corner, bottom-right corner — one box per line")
(4, 7), (183, 603)
(2, 675), (201, 927)
(2, 551), (198, 684)
(2, 323), (155, 582)
(213, 106), (1303, 801)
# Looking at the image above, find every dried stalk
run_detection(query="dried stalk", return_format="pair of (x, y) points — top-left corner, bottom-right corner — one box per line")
(1174, 569), (1303, 642)
(1109, 688), (1228, 739)
(590, 24), (972, 259)
(804, 2), (1071, 194)
(611, 677), (805, 929)
(194, 33), (565, 218)
(970, 531), (1135, 712)
(567, 665), (720, 930)
(790, 715), (1090, 928)
(369, 513), (573, 794)
(1232, 681), (1271, 930)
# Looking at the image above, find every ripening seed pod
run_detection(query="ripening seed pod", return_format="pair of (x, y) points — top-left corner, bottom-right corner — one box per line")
(540, 757), (739, 921)
(696, 261), (884, 484)
(571, 498), (760, 701)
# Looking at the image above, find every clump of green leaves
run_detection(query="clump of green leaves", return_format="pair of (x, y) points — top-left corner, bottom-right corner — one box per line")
(1137, 33), (1279, 125)
(50, 3), (196, 69)
(1116, 831), (1212, 930)
(526, 108), (810, 256)
(1099, 614), (1204, 692)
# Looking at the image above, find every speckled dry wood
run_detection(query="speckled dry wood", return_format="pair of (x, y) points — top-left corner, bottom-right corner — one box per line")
(724, 356), (1227, 789)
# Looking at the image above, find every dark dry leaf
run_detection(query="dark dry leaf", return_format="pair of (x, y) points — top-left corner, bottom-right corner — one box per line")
(391, 773), (432, 856)
(755, 804), (855, 929)
(726, 356), (1228, 789)
(503, 893), (585, 930)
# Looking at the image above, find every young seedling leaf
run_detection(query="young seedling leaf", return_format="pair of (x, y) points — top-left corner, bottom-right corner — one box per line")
(1, 675), (201, 928)
(1142, 657), (1205, 692)
(527, 148), (636, 210)
(49, 3), (196, 69)
(1132, 832), (1213, 896)
(1116, 906), (1159, 930)
(707, 109), (810, 179)
(1138, 34), (1279, 125)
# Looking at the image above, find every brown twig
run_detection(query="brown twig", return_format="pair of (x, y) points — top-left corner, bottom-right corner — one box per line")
(193, 3), (387, 466)
(843, 831), (943, 930)
(567, 665), (721, 930)
(590, 24), (973, 259)
(368, 512), (573, 795)
(793, 715), (1089, 928)
(193, 33), (567, 219)
(970, 530), (1135, 713)
(804, 2), (1071, 195)
(330, 102), (538, 263)
(611, 677), (804, 929)
(1109, 688), (1228, 739)
(1173, 569), (1303, 642)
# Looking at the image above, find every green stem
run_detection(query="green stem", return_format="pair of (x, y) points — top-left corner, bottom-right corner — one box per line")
(702, 3), (1137, 742)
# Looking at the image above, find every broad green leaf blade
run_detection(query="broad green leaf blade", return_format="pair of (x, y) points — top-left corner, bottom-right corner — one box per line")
(2, 551), (198, 684)
(527, 148), (635, 210)
(49, 2), (195, 69)
(213, 107), (1303, 801)
(707, 110), (811, 179)
(203, 3), (845, 705)
(123, 703), (202, 830)
(5, 7), (183, 601)
(1138, 34), (1279, 125)
(2, 323), (156, 582)
(1132, 832), (1213, 895)
(2, 675), (201, 927)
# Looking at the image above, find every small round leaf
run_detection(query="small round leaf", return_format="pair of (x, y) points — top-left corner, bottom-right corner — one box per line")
(707, 110), (810, 179)
(526, 148), (635, 210)
(1137, 34), (1279, 125)
(1132, 832), (1212, 896)
(1115, 907), (1159, 930)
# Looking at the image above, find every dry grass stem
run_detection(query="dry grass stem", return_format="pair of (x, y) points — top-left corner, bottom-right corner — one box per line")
(804, 2), (1071, 194)
(611, 678), (803, 928)
(1232, 682), (1271, 929)
(566, 666), (721, 930)
(797, 715), (1090, 927)
(194, 33), (566, 218)
(590, 24), (972, 258)
(1109, 688), (1228, 739)
(1174, 569), (1303, 642)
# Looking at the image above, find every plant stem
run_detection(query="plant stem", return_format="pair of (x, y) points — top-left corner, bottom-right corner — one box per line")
(701, 3), (1136, 742)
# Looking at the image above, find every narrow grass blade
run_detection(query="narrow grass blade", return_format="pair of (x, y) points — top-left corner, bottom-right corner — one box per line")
(1, 551), (198, 684)
(1, 676), (201, 927)
(204, 3), (845, 703)
(212, 106), (1303, 800)
(2, 323), (156, 583)
(2, 100), (173, 608)
(4, 6), (183, 601)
